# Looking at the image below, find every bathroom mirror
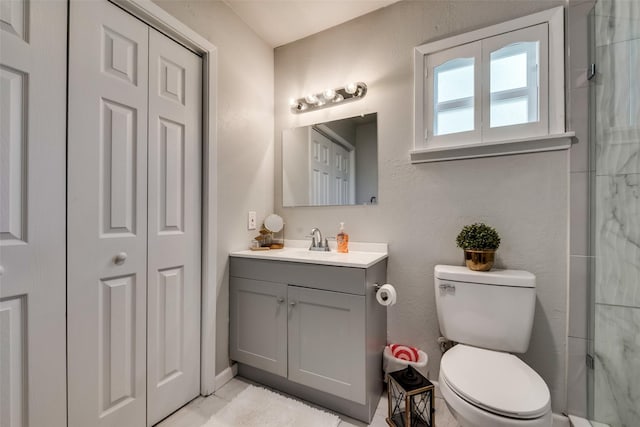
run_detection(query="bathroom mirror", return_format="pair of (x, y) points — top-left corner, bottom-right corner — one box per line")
(282, 113), (378, 207)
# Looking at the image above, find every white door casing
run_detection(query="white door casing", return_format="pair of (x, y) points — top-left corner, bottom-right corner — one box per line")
(147, 27), (202, 426)
(0, 1), (67, 426)
(67, 1), (149, 425)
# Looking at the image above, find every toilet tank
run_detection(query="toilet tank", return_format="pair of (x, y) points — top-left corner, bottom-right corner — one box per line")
(434, 265), (536, 353)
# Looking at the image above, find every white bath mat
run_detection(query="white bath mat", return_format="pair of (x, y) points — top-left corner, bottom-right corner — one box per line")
(202, 385), (341, 427)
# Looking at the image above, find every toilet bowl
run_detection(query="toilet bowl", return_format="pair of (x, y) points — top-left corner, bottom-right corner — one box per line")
(438, 344), (551, 427)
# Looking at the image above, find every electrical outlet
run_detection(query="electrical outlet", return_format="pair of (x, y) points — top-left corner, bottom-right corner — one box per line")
(248, 211), (257, 230)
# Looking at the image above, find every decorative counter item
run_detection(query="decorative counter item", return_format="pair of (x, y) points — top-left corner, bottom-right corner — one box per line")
(263, 214), (285, 249)
(386, 365), (434, 427)
(455, 223), (501, 271)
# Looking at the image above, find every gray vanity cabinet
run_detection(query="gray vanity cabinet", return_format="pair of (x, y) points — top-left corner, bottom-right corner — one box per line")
(229, 256), (387, 423)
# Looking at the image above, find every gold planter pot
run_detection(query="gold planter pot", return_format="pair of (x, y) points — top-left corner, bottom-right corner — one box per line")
(464, 249), (496, 271)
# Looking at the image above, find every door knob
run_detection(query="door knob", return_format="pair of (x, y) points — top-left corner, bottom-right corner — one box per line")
(277, 297), (285, 304)
(113, 252), (128, 265)
(289, 301), (297, 306)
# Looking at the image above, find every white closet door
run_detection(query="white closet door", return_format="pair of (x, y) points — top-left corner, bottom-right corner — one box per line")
(309, 129), (331, 205)
(67, 1), (149, 426)
(0, 1), (67, 426)
(332, 143), (350, 205)
(146, 28), (202, 426)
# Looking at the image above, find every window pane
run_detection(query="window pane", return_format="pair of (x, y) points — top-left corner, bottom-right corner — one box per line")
(436, 107), (474, 135)
(490, 97), (528, 128)
(435, 58), (474, 103)
(490, 41), (539, 128)
(491, 52), (527, 92)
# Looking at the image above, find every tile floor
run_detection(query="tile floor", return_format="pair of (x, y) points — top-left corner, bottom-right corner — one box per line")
(157, 376), (459, 427)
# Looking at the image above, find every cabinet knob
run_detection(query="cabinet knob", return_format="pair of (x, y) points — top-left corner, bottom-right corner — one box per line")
(113, 252), (128, 265)
(277, 297), (285, 304)
(289, 301), (297, 307)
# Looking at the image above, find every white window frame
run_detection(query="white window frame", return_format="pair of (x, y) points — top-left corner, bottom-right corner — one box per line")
(426, 41), (481, 147)
(482, 23), (548, 142)
(412, 6), (574, 163)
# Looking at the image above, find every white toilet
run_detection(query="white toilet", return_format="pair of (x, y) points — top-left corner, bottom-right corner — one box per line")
(434, 265), (552, 427)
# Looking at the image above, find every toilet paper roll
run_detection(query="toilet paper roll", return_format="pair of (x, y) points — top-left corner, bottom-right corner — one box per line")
(376, 284), (397, 306)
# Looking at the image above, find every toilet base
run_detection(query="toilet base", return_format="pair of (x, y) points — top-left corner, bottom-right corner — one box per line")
(439, 372), (552, 427)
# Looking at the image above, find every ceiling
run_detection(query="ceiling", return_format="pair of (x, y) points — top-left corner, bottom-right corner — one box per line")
(223, 0), (401, 47)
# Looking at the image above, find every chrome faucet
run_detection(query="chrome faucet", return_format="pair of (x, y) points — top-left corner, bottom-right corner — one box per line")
(309, 227), (330, 251)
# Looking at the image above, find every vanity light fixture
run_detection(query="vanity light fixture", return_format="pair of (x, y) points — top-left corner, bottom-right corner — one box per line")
(290, 82), (367, 113)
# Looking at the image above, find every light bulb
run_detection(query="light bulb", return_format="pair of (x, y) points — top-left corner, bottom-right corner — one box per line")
(304, 94), (319, 104)
(345, 82), (358, 94)
(333, 94), (344, 103)
(316, 99), (326, 107)
(323, 89), (336, 100)
(288, 97), (297, 107)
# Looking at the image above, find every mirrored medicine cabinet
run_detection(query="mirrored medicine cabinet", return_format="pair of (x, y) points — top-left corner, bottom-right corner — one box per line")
(282, 113), (378, 207)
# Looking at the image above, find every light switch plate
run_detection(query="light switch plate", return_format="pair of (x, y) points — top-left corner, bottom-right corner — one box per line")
(248, 211), (257, 230)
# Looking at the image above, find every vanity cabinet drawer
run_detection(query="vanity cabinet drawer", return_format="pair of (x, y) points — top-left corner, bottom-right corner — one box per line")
(230, 257), (366, 295)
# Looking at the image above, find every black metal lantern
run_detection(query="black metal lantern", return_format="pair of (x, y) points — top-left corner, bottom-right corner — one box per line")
(386, 365), (434, 427)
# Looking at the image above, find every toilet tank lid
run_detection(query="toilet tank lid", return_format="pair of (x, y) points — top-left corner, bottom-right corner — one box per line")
(435, 265), (535, 288)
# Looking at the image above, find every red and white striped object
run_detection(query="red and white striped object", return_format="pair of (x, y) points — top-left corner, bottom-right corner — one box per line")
(389, 344), (419, 362)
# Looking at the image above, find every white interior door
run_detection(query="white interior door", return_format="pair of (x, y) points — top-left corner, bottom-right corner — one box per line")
(332, 143), (350, 205)
(309, 129), (352, 205)
(68, 2), (203, 426)
(146, 27), (202, 426)
(309, 129), (331, 205)
(0, 1), (67, 426)
(68, 2), (149, 426)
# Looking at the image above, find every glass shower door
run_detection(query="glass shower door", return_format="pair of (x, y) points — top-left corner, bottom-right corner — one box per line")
(589, 1), (640, 426)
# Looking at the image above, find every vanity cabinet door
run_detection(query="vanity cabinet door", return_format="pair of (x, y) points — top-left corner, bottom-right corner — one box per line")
(230, 278), (287, 377)
(287, 286), (366, 404)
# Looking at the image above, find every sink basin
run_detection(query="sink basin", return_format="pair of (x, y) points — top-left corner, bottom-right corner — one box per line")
(230, 241), (387, 268)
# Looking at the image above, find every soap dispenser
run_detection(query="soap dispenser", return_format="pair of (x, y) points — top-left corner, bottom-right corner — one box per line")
(337, 222), (349, 253)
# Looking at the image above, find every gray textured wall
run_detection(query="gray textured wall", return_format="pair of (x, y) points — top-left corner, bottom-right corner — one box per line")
(274, 0), (569, 412)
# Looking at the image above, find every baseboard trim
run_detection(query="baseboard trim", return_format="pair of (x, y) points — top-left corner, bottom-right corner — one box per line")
(553, 413), (570, 427)
(214, 363), (238, 392)
(568, 414), (610, 427)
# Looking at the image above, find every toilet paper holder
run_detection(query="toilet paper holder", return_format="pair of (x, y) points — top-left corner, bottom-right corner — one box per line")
(373, 283), (397, 307)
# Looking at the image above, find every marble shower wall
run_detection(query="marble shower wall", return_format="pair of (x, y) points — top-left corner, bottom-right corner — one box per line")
(593, 0), (640, 426)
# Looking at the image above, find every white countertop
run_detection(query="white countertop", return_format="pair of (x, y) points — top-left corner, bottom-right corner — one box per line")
(230, 240), (388, 268)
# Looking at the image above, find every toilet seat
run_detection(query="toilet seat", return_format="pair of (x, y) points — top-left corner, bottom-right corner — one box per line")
(440, 344), (550, 420)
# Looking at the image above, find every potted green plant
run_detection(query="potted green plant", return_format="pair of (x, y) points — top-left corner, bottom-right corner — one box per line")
(456, 223), (501, 271)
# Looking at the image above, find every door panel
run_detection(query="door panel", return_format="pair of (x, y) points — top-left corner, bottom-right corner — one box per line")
(101, 99), (138, 236)
(68, 2), (149, 426)
(100, 275), (138, 412)
(230, 278), (288, 377)
(146, 28), (202, 426)
(288, 286), (366, 404)
(0, 1), (67, 425)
